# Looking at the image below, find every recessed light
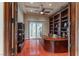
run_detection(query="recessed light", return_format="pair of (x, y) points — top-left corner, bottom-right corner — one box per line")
(30, 2), (34, 4)
(30, 10), (33, 12)
(49, 4), (52, 6)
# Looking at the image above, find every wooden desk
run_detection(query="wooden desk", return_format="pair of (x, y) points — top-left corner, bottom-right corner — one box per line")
(43, 38), (68, 53)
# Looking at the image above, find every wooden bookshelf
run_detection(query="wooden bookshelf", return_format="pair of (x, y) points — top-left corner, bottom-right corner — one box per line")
(49, 5), (70, 40)
(61, 8), (69, 39)
(54, 13), (60, 36)
(47, 4), (70, 53)
(17, 23), (25, 53)
(49, 17), (54, 34)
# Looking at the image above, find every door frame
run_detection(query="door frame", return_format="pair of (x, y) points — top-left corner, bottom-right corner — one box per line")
(4, 2), (18, 56)
(4, 2), (77, 56)
(4, 2), (12, 56)
(70, 2), (77, 56)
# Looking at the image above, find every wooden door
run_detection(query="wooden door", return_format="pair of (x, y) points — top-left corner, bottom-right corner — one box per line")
(4, 2), (18, 56)
(4, 2), (12, 56)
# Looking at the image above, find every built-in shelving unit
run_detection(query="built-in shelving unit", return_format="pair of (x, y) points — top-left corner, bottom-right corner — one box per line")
(61, 8), (69, 39)
(49, 17), (54, 34)
(17, 23), (25, 53)
(49, 5), (70, 39)
(43, 4), (70, 53)
(54, 13), (60, 36)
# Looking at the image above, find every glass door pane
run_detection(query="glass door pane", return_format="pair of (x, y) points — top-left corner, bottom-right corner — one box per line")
(29, 22), (43, 38)
(36, 23), (42, 38)
(29, 22), (37, 38)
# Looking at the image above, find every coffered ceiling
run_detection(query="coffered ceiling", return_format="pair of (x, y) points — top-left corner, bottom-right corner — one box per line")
(18, 2), (68, 16)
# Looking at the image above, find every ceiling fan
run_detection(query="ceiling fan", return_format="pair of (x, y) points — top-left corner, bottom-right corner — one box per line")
(39, 4), (50, 15)
(25, 4), (52, 15)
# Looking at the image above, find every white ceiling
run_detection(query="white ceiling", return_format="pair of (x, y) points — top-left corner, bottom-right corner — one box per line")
(18, 2), (68, 16)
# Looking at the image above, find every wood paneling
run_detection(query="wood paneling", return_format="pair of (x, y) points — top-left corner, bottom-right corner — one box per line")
(13, 2), (18, 55)
(4, 2), (12, 56)
(70, 3), (76, 56)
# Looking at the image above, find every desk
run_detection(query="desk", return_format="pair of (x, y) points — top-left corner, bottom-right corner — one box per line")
(43, 38), (68, 53)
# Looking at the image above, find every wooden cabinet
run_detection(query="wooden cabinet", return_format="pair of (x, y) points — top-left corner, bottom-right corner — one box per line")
(17, 23), (25, 53)
(43, 39), (68, 53)
(43, 40), (52, 52)
(54, 40), (68, 53)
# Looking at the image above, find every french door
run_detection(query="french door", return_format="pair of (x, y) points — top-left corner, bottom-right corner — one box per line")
(29, 22), (43, 38)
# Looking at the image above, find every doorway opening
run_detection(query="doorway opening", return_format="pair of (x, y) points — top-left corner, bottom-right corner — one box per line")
(17, 2), (70, 56)
(29, 21), (43, 39)
(4, 2), (76, 56)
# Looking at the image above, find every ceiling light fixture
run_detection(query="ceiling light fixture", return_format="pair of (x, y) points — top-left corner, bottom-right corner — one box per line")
(40, 12), (44, 14)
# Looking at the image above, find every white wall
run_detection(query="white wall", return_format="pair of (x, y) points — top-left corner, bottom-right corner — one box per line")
(0, 3), (4, 55)
(18, 6), (24, 23)
(24, 13), (49, 39)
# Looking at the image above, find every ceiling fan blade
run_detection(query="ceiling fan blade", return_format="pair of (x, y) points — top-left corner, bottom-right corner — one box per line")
(42, 8), (45, 12)
(44, 11), (50, 13)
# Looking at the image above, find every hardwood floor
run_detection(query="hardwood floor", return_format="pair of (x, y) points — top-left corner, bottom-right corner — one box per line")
(17, 39), (68, 56)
